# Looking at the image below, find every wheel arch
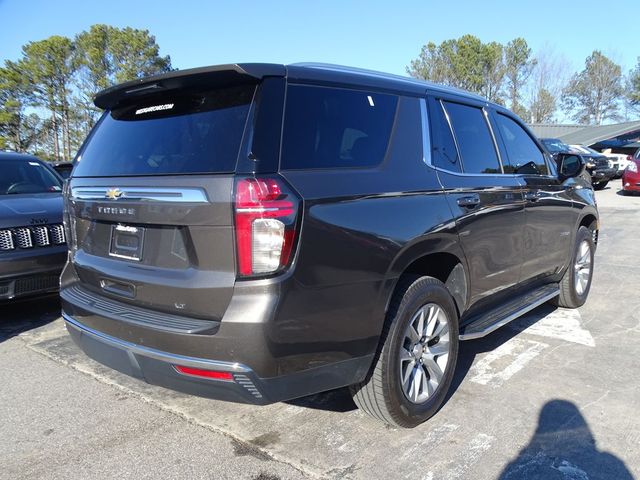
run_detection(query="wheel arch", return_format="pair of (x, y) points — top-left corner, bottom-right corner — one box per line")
(381, 239), (469, 320)
(578, 212), (599, 245)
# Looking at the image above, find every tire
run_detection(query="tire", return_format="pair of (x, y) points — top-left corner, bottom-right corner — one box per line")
(593, 181), (608, 190)
(350, 276), (459, 428)
(552, 226), (595, 308)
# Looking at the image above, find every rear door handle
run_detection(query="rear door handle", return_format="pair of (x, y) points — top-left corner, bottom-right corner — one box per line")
(457, 194), (481, 208)
(524, 191), (540, 202)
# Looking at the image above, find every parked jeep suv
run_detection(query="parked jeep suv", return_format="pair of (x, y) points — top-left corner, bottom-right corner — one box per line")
(1, 152), (67, 300)
(61, 64), (598, 427)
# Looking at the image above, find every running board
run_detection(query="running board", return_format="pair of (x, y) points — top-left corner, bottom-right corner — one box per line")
(459, 284), (560, 340)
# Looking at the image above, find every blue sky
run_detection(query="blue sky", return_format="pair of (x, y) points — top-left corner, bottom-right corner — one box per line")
(0, 0), (638, 76)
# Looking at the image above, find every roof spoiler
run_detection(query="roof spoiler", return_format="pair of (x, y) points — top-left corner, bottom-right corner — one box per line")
(94, 63), (286, 110)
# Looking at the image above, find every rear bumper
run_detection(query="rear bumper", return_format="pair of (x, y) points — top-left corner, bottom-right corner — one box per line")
(64, 313), (373, 404)
(622, 171), (640, 191)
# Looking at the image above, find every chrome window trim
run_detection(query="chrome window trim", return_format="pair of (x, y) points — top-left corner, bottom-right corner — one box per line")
(419, 98), (432, 166)
(483, 107), (505, 174)
(71, 186), (209, 203)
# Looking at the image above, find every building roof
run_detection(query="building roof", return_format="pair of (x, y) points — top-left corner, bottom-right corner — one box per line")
(528, 124), (585, 140)
(529, 121), (640, 146)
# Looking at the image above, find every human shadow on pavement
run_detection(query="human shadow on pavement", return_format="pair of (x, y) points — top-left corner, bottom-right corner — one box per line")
(499, 399), (634, 480)
(0, 295), (60, 343)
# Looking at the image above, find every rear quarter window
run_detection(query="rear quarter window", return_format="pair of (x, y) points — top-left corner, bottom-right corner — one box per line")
(73, 85), (255, 177)
(280, 85), (398, 170)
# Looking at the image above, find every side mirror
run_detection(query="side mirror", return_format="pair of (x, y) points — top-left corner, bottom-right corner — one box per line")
(557, 153), (585, 180)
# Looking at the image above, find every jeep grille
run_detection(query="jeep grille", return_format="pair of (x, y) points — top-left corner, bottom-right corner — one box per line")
(0, 224), (66, 251)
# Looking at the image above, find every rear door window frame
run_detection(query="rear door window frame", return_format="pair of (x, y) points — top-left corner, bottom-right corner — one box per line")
(423, 93), (509, 177)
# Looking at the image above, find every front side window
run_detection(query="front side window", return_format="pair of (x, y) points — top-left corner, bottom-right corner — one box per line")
(443, 101), (501, 174)
(280, 85), (398, 170)
(0, 159), (62, 195)
(495, 114), (548, 175)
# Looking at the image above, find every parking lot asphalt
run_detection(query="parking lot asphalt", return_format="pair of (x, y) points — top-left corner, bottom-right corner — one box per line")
(1, 180), (639, 480)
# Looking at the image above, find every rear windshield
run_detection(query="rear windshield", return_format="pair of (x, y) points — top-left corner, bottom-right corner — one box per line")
(73, 85), (255, 177)
(0, 159), (62, 195)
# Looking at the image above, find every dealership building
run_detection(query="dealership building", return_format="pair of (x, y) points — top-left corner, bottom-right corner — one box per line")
(528, 121), (640, 152)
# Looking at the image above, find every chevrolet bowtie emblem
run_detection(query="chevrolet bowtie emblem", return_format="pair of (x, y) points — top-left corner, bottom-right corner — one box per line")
(105, 188), (124, 200)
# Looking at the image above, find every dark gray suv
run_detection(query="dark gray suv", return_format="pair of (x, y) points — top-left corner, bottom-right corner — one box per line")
(0, 152), (67, 300)
(61, 64), (598, 427)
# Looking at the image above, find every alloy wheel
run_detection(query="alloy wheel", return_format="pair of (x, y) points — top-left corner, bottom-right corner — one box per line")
(574, 240), (592, 296)
(399, 303), (450, 404)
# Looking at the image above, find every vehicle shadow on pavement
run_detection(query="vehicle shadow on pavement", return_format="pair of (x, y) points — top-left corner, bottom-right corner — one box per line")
(0, 295), (61, 343)
(287, 303), (565, 414)
(498, 399), (634, 479)
(285, 387), (357, 412)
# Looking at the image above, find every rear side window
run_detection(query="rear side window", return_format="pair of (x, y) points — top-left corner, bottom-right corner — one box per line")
(495, 114), (548, 175)
(443, 101), (501, 174)
(428, 98), (461, 173)
(280, 85), (398, 170)
(73, 85), (255, 177)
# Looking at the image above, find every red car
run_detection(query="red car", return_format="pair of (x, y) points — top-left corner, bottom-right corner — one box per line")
(622, 150), (640, 195)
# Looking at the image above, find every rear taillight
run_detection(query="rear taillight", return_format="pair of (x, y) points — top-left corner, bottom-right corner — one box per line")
(234, 177), (299, 277)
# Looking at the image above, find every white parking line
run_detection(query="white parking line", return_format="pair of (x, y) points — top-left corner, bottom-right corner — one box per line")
(469, 338), (549, 387)
(399, 423), (460, 462)
(512, 308), (595, 347)
(442, 432), (495, 480)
